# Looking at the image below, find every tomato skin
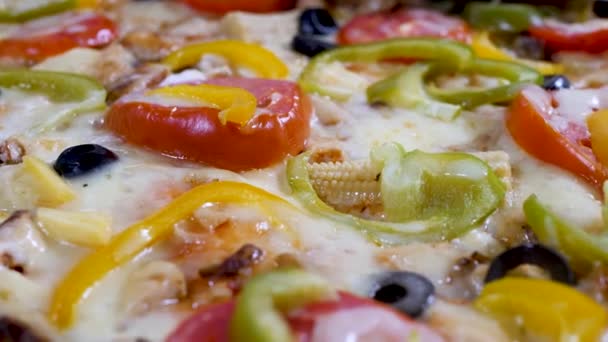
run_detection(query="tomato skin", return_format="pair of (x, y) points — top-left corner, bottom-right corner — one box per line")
(529, 21), (608, 53)
(337, 8), (471, 45)
(180, 0), (296, 13)
(0, 12), (117, 65)
(105, 77), (312, 171)
(506, 86), (608, 189)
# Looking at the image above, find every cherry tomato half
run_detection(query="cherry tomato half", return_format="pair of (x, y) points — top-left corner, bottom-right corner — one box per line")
(337, 8), (471, 45)
(105, 77), (312, 171)
(506, 85), (608, 190)
(166, 292), (444, 342)
(0, 12), (117, 65)
(180, 0), (296, 14)
(529, 20), (608, 54)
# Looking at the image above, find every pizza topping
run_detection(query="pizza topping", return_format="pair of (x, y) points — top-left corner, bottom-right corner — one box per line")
(0, 0), (75, 23)
(106, 77), (312, 171)
(298, 8), (338, 36)
(36, 208), (112, 247)
(180, 0), (296, 14)
(594, 0), (608, 18)
(286, 143), (506, 245)
(230, 269), (335, 342)
(463, 2), (541, 33)
(542, 74), (571, 90)
(0, 138), (26, 166)
(0, 11), (118, 65)
(0, 316), (47, 342)
(337, 8), (471, 45)
(162, 40), (289, 80)
(523, 194), (608, 272)
(0, 211), (45, 274)
(53, 144), (118, 179)
(199, 243), (264, 279)
(529, 18), (608, 53)
(17, 156), (76, 208)
(0, 70), (106, 132)
(291, 35), (337, 57)
(369, 271), (435, 318)
(48, 181), (296, 329)
(474, 277), (608, 342)
(483, 244), (576, 285)
(588, 109), (608, 167)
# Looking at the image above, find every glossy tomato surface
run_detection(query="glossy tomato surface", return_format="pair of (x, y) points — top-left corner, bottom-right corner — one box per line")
(105, 77), (312, 171)
(180, 0), (296, 13)
(529, 20), (608, 53)
(0, 12), (117, 65)
(506, 86), (608, 189)
(338, 8), (471, 45)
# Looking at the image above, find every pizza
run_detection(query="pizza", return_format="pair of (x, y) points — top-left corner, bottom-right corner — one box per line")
(1, 0), (608, 341)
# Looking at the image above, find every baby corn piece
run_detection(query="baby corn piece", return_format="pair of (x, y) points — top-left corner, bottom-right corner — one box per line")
(37, 208), (111, 247)
(19, 156), (76, 207)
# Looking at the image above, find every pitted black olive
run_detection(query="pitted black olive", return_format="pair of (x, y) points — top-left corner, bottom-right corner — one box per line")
(484, 244), (576, 285)
(594, 0), (608, 18)
(0, 317), (47, 342)
(543, 74), (571, 91)
(369, 271), (435, 318)
(298, 8), (338, 36)
(291, 35), (336, 57)
(54, 144), (118, 178)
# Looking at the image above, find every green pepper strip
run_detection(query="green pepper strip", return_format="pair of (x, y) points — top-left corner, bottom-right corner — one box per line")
(524, 195), (608, 272)
(426, 58), (543, 109)
(367, 63), (461, 121)
(286, 146), (506, 245)
(230, 269), (335, 342)
(298, 38), (474, 101)
(0, 69), (106, 132)
(463, 2), (542, 33)
(0, 0), (76, 22)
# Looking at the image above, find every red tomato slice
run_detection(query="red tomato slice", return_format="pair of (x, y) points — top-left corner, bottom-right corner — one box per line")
(0, 11), (117, 65)
(166, 292), (444, 342)
(337, 8), (471, 45)
(529, 20), (608, 53)
(105, 77), (312, 171)
(506, 85), (608, 190)
(180, 0), (296, 14)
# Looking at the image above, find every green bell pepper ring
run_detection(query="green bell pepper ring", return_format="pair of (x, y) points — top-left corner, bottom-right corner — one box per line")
(0, 0), (76, 22)
(286, 144), (506, 245)
(523, 194), (608, 272)
(367, 63), (461, 121)
(426, 58), (543, 109)
(0, 69), (106, 132)
(229, 269), (336, 342)
(298, 38), (474, 101)
(463, 2), (542, 33)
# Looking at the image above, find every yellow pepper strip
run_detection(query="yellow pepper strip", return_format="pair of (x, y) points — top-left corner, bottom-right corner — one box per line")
(162, 40), (289, 79)
(588, 109), (608, 167)
(147, 84), (257, 126)
(48, 181), (296, 329)
(475, 278), (608, 342)
(77, 0), (98, 7)
(471, 31), (564, 75)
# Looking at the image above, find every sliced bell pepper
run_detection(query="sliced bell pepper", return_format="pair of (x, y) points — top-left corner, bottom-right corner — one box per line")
(427, 58), (542, 109)
(474, 277), (608, 342)
(286, 144), (505, 245)
(230, 269), (335, 342)
(298, 38), (474, 101)
(0, 0), (75, 22)
(162, 40), (289, 79)
(587, 109), (608, 168)
(0, 69), (106, 132)
(463, 2), (541, 33)
(147, 84), (257, 126)
(48, 181), (296, 329)
(523, 194), (608, 272)
(471, 31), (564, 75)
(366, 63), (461, 121)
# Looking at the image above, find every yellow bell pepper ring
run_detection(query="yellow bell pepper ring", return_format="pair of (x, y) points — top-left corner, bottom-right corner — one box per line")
(162, 40), (289, 79)
(471, 31), (564, 75)
(48, 181), (297, 329)
(147, 84), (258, 126)
(588, 109), (608, 168)
(475, 278), (608, 342)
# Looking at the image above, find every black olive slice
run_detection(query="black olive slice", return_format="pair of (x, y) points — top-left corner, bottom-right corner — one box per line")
(298, 8), (338, 36)
(53, 144), (118, 178)
(369, 271), (435, 318)
(291, 35), (336, 57)
(542, 74), (571, 91)
(484, 244), (576, 285)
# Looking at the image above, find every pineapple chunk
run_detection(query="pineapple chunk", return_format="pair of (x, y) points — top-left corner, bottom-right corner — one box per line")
(19, 156), (76, 207)
(36, 208), (111, 247)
